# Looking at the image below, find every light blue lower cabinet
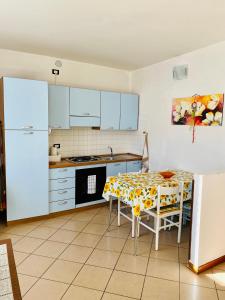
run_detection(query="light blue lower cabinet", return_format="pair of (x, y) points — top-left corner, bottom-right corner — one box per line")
(49, 188), (75, 202)
(49, 177), (75, 191)
(49, 167), (75, 180)
(126, 160), (142, 173)
(106, 162), (127, 177)
(49, 199), (75, 213)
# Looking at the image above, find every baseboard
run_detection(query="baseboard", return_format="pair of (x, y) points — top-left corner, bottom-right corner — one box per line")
(188, 255), (225, 274)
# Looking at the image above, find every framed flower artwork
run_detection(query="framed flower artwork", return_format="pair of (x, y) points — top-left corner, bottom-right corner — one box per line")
(172, 94), (224, 126)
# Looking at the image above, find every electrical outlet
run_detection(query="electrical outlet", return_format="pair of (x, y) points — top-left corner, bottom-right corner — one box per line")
(53, 143), (60, 149)
(52, 69), (59, 75)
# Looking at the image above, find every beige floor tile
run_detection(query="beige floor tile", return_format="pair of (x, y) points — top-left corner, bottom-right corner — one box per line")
(49, 229), (79, 243)
(153, 229), (179, 247)
(62, 285), (103, 300)
(122, 239), (150, 257)
(218, 290), (225, 300)
(73, 265), (112, 290)
(59, 244), (93, 263)
(106, 270), (144, 299)
(13, 251), (29, 266)
(42, 259), (83, 283)
(86, 249), (120, 269)
(102, 293), (133, 300)
(42, 218), (68, 228)
(90, 214), (115, 225)
(116, 253), (148, 275)
(212, 268), (225, 290)
(179, 247), (189, 264)
(82, 223), (108, 235)
(18, 274), (38, 296)
(62, 220), (88, 232)
(34, 240), (68, 258)
(147, 258), (180, 281)
(13, 237), (44, 253)
(72, 232), (101, 248)
(142, 276), (179, 300)
(3, 224), (38, 236)
(97, 236), (126, 252)
(0, 233), (22, 245)
(105, 225), (131, 239)
(111, 215), (130, 226)
(180, 283), (218, 300)
(150, 244), (179, 262)
(128, 226), (153, 242)
(27, 226), (57, 239)
(180, 264), (215, 288)
(71, 212), (95, 222)
(17, 254), (54, 277)
(23, 278), (69, 300)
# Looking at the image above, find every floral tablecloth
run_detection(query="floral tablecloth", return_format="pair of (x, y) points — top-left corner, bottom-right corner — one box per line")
(103, 170), (193, 216)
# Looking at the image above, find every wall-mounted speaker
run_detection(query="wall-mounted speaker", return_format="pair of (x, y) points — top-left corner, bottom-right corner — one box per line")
(173, 64), (188, 80)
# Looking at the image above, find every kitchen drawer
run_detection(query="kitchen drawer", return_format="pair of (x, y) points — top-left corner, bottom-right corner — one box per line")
(49, 188), (75, 202)
(106, 162), (127, 177)
(49, 177), (75, 191)
(126, 160), (142, 173)
(49, 199), (75, 213)
(49, 167), (75, 180)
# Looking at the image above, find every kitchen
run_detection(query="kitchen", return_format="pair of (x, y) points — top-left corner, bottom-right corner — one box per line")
(1, 1), (225, 300)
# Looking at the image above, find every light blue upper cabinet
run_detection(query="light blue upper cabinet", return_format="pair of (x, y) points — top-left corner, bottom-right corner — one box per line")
(3, 77), (48, 130)
(48, 85), (70, 129)
(101, 91), (120, 130)
(120, 93), (139, 130)
(70, 88), (100, 117)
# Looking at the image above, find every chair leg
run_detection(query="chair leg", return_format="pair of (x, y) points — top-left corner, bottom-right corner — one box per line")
(164, 219), (166, 231)
(108, 196), (113, 227)
(132, 213), (135, 238)
(155, 216), (160, 251)
(177, 212), (182, 243)
(134, 216), (138, 255)
(118, 198), (121, 227)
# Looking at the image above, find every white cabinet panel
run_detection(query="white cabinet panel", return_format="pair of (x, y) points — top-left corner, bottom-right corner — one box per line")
(3, 77), (48, 130)
(48, 85), (70, 129)
(5, 130), (49, 221)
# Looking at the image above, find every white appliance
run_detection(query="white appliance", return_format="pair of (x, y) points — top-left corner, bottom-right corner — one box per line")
(1, 77), (49, 221)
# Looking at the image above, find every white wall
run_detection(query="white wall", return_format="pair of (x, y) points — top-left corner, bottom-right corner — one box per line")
(131, 41), (225, 172)
(0, 48), (143, 156)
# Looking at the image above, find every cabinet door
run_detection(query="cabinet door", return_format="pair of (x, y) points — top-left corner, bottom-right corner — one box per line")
(3, 77), (48, 130)
(70, 88), (100, 117)
(101, 91), (120, 130)
(126, 161), (142, 173)
(49, 85), (70, 129)
(120, 93), (139, 130)
(107, 162), (127, 177)
(5, 130), (49, 221)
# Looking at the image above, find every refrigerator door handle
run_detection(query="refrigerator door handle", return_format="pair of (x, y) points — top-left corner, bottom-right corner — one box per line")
(23, 132), (34, 135)
(21, 126), (33, 129)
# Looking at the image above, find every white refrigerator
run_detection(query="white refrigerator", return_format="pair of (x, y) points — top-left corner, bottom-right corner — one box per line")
(1, 77), (49, 221)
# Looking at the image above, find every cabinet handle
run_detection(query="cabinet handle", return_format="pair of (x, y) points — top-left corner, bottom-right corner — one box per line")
(22, 126), (33, 129)
(58, 180), (68, 183)
(114, 163), (121, 166)
(52, 125), (62, 129)
(82, 112), (90, 116)
(58, 190), (68, 194)
(58, 201), (68, 205)
(126, 127), (132, 130)
(23, 132), (34, 135)
(59, 169), (68, 172)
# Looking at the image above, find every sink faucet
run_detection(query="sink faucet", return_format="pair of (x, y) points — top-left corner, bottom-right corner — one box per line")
(108, 146), (113, 160)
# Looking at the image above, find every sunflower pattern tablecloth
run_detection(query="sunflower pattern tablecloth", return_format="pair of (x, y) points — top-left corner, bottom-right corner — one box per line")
(103, 170), (193, 216)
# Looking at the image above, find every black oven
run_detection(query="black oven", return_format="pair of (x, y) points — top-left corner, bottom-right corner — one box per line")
(75, 164), (106, 206)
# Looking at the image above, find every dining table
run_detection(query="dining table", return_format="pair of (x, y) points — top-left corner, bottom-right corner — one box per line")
(103, 169), (193, 217)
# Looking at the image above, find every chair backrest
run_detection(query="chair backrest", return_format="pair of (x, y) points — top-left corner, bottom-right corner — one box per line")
(156, 182), (184, 214)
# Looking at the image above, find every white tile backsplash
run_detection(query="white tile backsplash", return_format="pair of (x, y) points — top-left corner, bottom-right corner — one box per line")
(49, 127), (143, 157)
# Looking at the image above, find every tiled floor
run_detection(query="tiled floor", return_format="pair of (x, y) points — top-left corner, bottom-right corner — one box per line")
(0, 205), (225, 299)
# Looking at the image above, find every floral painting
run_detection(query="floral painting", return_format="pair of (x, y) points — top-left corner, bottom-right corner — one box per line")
(172, 94), (224, 126)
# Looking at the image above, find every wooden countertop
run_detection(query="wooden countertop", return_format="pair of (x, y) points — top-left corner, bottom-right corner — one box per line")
(49, 153), (142, 169)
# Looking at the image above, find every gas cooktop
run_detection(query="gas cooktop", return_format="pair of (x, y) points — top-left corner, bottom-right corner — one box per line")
(66, 156), (101, 163)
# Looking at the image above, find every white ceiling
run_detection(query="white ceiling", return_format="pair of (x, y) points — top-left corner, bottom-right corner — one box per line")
(1, 0), (225, 70)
